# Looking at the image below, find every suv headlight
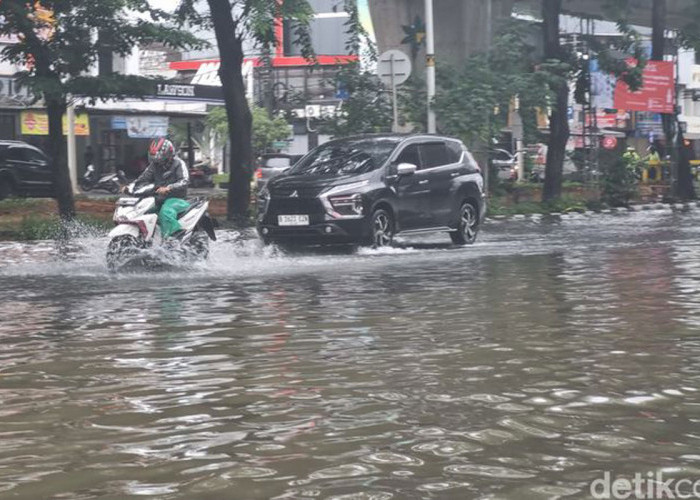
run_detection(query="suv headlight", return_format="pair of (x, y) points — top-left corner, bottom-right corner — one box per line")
(328, 193), (363, 217)
(320, 181), (368, 219)
(257, 186), (270, 215)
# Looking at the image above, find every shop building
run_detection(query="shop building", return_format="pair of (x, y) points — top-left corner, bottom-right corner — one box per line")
(169, 0), (359, 155)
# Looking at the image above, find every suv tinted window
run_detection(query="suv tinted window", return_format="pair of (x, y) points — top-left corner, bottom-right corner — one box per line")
(6, 148), (28, 162)
(465, 151), (480, 173)
(395, 144), (421, 168)
(420, 142), (450, 169)
(25, 148), (46, 163)
(446, 141), (463, 163)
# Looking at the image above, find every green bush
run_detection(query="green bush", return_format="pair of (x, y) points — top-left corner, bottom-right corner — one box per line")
(601, 157), (638, 207)
(15, 214), (110, 241)
(17, 215), (57, 240)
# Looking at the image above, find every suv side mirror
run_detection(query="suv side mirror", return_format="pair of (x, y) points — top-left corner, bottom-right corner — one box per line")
(397, 163), (417, 176)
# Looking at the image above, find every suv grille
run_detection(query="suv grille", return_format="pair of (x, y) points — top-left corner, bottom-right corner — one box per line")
(268, 197), (322, 214)
(271, 186), (321, 198)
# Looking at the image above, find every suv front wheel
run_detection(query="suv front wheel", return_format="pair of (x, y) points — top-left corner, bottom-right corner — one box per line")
(368, 208), (394, 248)
(450, 201), (479, 245)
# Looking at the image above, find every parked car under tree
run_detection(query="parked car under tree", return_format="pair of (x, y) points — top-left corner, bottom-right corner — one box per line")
(0, 140), (54, 200)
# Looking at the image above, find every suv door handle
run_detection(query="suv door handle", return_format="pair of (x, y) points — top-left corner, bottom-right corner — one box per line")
(450, 172), (460, 177)
(418, 179), (429, 185)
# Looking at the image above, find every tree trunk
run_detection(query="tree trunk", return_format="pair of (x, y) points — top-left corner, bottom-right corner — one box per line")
(678, 128), (696, 199)
(46, 98), (74, 220)
(651, 0), (694, 200)
(542, 0), (568, 202)
(207, 0), (253, 223)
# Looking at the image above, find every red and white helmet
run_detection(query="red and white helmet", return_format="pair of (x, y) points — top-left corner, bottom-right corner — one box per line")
(148, 138), (175, 169)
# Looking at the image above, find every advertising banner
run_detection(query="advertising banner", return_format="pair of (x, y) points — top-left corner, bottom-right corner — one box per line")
(20, 111), (90, 136)
(111, 116), (128, 130)
(614, 60), (675, 114)
(126, 116), (169, 138)
(635, 112), (664, 136)
(590, 59), (616, 109)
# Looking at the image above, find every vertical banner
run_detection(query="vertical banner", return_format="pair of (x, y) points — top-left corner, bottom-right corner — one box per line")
(590, 59), (617, 109)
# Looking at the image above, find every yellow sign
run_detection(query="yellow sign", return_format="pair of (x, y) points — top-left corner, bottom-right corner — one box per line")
(20, 111), (90, 136)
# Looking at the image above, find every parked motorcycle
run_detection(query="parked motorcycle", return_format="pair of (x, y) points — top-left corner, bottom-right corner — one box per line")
(106, 183), (217, 272)
(189, 161), (214, 188)
(79, 165), (121, 194)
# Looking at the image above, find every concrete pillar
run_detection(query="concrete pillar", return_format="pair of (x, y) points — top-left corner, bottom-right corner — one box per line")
(369, 0), (515, 66)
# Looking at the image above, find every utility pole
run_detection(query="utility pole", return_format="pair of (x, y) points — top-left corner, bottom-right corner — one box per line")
(66, 99), (79, 195)
(425, 0), (436, 133)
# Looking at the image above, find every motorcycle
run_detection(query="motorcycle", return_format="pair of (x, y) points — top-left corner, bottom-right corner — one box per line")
(79, 165), (122, 194)
(106, 183), (217, 272)
(189, 161), (214, 188)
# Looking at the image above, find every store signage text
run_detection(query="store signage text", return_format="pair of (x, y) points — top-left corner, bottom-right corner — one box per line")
(156, 84), (196, 97)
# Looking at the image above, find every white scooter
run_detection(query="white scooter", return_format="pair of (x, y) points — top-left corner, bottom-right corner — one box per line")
(106, 183), (216, 271)
(79, 165), (122, 194)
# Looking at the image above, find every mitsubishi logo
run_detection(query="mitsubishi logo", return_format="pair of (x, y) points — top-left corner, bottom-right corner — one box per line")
(289, 190), (299, 198)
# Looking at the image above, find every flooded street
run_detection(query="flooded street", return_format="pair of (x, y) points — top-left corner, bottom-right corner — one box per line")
(2, 209), (700, 499)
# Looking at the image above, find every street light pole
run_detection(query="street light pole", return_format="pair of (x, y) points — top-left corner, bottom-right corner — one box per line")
(425, 0), (436, 133)
(66, 98), (79, 195)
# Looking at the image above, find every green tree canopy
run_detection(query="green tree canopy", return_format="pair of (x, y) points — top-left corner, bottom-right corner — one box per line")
(208, 106), (292, 156)
(318, 64), (393, 138)
(0, 0), (202, 218)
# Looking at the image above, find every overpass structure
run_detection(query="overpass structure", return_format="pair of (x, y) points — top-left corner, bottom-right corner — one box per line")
(369, 0), (696, 65)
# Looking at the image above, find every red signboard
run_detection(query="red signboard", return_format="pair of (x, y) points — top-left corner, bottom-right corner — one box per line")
(614, 60), (675, 114)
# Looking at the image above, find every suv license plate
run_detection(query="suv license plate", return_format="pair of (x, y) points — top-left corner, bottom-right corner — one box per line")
(278, 215), (309, 226)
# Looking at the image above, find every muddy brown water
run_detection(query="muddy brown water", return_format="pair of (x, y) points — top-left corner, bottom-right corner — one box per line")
(1, 210), (700, 499)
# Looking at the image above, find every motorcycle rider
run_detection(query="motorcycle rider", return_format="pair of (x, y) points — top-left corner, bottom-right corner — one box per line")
(126, 138), (190, 238)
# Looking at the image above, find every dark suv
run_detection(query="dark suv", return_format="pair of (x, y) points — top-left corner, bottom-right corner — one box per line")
(0, 141), (53, 200)
(257, 134), (486, 247)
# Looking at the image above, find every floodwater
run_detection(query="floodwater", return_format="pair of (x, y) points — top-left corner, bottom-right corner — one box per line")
(1, 208), (700, 499)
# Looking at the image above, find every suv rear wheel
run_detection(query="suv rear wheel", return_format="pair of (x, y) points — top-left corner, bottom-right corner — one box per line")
(450, 201), (479, 245)
(369, 208), (394, 248)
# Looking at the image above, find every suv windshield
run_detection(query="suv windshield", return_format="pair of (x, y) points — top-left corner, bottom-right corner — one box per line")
(288, 138), (401, 177)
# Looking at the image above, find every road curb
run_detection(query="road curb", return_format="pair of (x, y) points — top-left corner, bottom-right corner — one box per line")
(485, 201), (697, 222)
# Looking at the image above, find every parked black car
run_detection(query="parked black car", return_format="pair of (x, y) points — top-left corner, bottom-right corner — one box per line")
(257, 134), (486, 247)
(0, 140), (53, 200)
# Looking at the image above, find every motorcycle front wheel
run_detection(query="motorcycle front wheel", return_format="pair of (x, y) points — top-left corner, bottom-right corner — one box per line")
(184, 230), (210, 261)
(79, 180), (93, 192)
(106, 235), (141, 272)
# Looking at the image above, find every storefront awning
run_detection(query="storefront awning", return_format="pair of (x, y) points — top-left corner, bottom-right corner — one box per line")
(76, 98), (210, 117)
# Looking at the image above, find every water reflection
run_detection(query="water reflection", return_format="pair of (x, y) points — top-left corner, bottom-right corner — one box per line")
(1, 209), (700, 498)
